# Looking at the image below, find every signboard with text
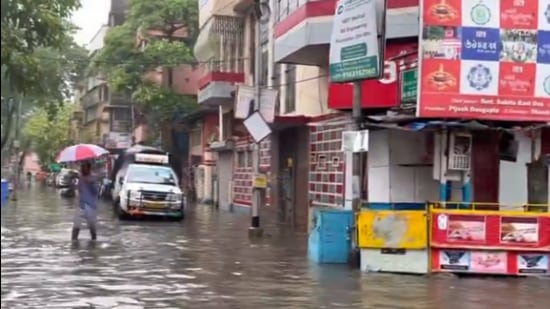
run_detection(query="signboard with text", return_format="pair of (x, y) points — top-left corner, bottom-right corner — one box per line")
(400, 68), (418, 103)
(328, 42), (418, 109)
(432, 249), (550, 275)
(417, 0), (550, 121)
(431, 211), (550, 251)
(329, 0), (381, 82)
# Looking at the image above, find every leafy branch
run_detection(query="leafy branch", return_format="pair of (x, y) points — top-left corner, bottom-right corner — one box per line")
(91, 0), (199, 126)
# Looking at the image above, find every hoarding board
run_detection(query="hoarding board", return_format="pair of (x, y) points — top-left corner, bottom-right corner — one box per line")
(431, 210), (550, 251)
(417, 0), (550, 121)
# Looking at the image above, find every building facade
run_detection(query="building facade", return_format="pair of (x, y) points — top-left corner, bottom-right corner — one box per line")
(195, 0), (549, 233)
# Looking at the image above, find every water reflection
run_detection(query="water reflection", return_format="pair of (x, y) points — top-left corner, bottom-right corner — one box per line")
(1, 187), (548, 308)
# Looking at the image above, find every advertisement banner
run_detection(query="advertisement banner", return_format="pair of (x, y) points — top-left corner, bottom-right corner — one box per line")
(439, 249), (470, 271)
(417, 0), (550, 121)
(435, 249), (508, 274)
(357, 210), (428, 249)
(435, 213), (487, 246)
(329, 0), (381, 82)
(431, 211), (550, 250)
(500, 216), (539, 244)
(469, 251), (508, 274)
(517, 253), (549, 275)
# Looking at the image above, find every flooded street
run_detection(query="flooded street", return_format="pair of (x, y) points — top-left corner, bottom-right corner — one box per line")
(1, 187), (548, 308)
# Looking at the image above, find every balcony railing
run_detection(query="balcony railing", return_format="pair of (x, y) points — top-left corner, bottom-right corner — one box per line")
(194, 15), (245, 64)
(80, 87), (102, 108)
(109, 94), (132, 107)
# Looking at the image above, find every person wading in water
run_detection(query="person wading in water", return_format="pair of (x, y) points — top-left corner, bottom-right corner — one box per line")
(72, 161), (99, 241)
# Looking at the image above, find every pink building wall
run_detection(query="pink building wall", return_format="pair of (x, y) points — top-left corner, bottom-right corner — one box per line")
(23, 152), (42, 175)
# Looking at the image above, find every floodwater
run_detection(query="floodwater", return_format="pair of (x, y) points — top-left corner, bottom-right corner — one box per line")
(1, 187), (548, 308)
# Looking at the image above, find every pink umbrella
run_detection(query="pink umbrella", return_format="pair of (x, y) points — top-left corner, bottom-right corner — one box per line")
(56, 144), (109, 163)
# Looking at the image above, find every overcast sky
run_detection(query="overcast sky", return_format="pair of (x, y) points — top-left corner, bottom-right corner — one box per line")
(71, 0), (111, 47)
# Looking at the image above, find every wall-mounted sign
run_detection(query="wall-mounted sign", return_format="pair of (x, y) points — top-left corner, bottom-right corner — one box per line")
(417, 0), (550, 121)
(328, 42), (418, 109)
(329, 0), (383, 82)
(400, 68), (418, 104)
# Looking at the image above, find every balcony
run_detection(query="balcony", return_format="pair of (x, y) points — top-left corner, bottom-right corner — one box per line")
(194, 15), (245, 106)
(273, 0), (420, 66)
(80, 86), (103, 108)
(107, 94), (132, 107)
(199, 0), (240, 28)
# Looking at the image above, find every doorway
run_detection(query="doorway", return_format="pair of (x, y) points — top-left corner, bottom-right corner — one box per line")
(278, 126), (309, 231)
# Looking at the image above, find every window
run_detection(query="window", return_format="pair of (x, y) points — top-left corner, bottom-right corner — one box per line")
(222, 111), (233, 140)
(272, 63), (281, 87)
(190, 128), (202, 148)
(111, 107), (132, 121)
(272, 64), (282, 113)
(276, 0), (301, 22)
(247, 150), (253, 167)
(100, 85), (110, 101)
(237, 151), (246, 168)
(260, 50), (269, 87)
(285, 65), (296, 113)
(84, 106), (98, 123)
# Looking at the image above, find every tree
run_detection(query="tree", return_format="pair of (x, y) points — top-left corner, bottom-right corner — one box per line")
(1, 0), (87, 151)
(1, 0), (81, 95)
(22, 103), (72, 169)
(92, 0), (199, 138)
(0, 43), (88, 151)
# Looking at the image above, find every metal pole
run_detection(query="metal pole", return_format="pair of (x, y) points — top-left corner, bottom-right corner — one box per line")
(249, 2), (264, 237)
(11, 98), (22, 201)
(347, 82), (362, 266)
(351, 81), (362, 207)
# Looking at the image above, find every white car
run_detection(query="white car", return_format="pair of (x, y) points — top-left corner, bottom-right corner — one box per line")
(113, 154), (184, 220)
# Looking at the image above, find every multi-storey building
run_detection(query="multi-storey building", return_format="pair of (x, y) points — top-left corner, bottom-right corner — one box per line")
(195, 0), (550, 234)
(71, 0), (133, 150)
(194, 0), (344, 230)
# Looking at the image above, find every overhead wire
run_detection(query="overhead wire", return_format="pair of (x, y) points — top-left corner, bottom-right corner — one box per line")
(31, 0), (333, 89)
(33, 53), (332, 88)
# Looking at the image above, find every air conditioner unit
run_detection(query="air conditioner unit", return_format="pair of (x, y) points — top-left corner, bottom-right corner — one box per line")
(448, 132), (472, 171)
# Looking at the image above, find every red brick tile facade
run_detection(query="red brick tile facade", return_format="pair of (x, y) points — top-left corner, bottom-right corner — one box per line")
(232, 136), (271, 206)
(308, 114), (347, 207)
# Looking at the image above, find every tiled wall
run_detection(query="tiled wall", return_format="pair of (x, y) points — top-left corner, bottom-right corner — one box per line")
(232, 136), (272, 206)
(308, 114), (347, 207)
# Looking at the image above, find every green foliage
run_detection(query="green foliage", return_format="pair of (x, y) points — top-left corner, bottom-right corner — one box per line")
(22, 103), (72, 169)
(1, 0), (86, 151)
(1, 0), (81, 95)
(1, 43), (88, 150)
(128, 0), (199, 40)
(92, 0), (199, 124)
(133, 82), (198, 119)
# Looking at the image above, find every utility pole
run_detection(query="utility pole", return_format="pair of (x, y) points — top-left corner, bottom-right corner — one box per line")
(249, 0), (264, 238)
(10, 98), (22, 201)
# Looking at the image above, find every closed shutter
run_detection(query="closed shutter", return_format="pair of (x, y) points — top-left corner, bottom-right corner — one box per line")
(472, 131), (499, 205)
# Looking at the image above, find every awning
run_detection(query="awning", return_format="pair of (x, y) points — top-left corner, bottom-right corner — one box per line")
(363, 119), (550, 132)
(271, 114), (311, 130)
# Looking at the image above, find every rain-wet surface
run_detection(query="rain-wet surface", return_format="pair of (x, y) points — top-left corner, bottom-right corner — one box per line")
(2, 187), (549, 309)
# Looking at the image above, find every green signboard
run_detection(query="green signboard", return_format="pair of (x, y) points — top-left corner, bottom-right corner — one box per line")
(49, 163), (61, 172)
(400, 68), (418, 103)
(329, 0), (381, 82)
